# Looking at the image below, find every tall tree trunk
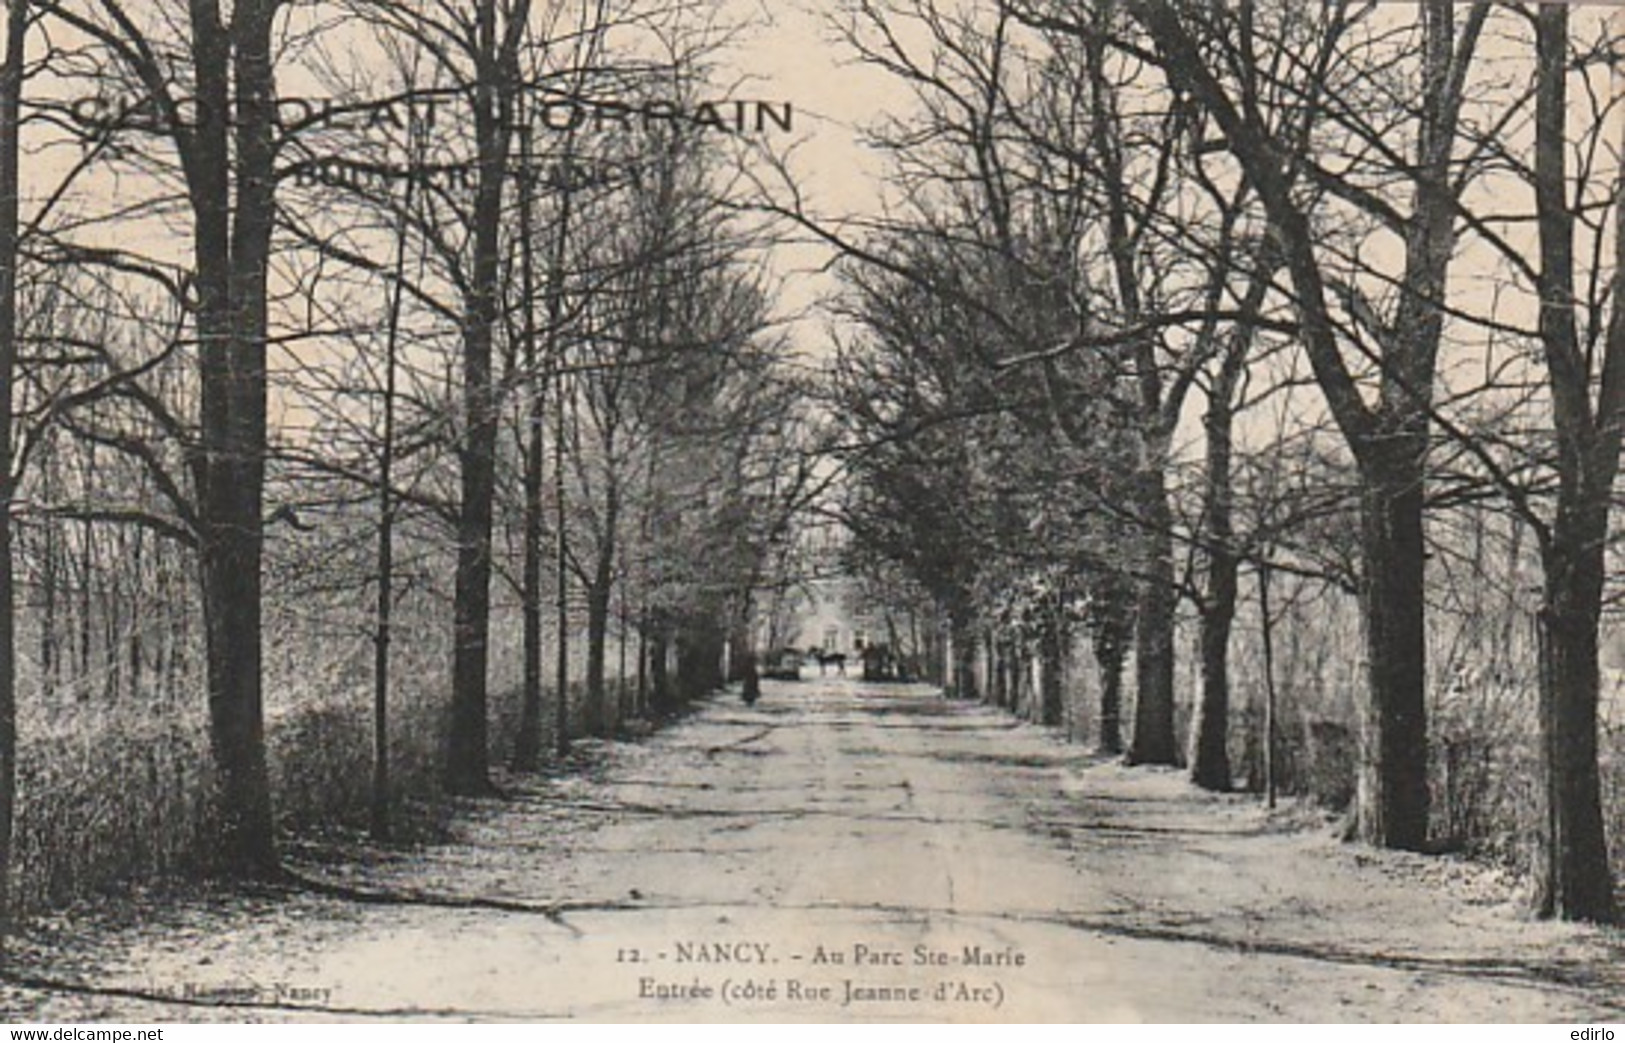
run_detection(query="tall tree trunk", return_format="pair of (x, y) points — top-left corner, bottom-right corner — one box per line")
(1527, 1), (1619, 923)
(75, 513), (88, 681)
(648, 626), (671, 715)
(0, 0), (26, 957)
(38, 438), (55, 701)
(513, 116), (544, 773)
(1535, 529), (1613, 920)
(617, 597), (630, 723)
(584, 573), (613, 735)
(193, 0), (279, 877)
(1190, 568), (1236, 791)
(40, 512), (54, 701)
(371, 126), (417, 837)
(1091, 610), (1130, 756)
(553, 366), (571, 756)
(371, 374), (395, 837)
(514, 413), (544, 768)
(549, 143), (575, 761)
(1007, 637), (1026, 714)
(1097, 649), (1125, 757)
(1085, 9), (1178, 766)
(1129, 461), (1178, 764)
(127, 528), (144, 699)
(103, 532), (120, 701)
(445, 0), (522, 796)
(1039, 614), (1064, 728)
(675, 632), (696, 703)
(734, 595), (759, 704)
(1353, 443), (1430, 850)
(1259, 562), (1279, 809)
(1344, 0), (1479, 851)
(987, 629), (1004, 707)
(583, 479), (618, 736)
(951, 619), (978, 700)
(635, 613), (648, 715)
(1191, 338), (1245, 792)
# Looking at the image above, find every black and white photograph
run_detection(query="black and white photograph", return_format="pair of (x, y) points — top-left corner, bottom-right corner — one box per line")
(0, 0), (1621, 1025)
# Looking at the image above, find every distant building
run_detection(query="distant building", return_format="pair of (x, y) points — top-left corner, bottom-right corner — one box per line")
(787, 576), (883, 654)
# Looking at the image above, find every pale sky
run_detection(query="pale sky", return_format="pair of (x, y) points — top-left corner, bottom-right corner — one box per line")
(7, 1), (1622, 465)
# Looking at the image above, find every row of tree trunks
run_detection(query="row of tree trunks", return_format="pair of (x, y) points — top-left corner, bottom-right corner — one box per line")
(1129, 0), (1482, 853)
(838, 0), (1616, 927)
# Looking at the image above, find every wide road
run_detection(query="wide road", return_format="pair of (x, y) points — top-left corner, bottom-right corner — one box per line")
(9, 677), (1625, 1022)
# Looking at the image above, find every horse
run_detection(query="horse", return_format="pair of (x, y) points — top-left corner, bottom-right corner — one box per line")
(812, 649), (847, 676)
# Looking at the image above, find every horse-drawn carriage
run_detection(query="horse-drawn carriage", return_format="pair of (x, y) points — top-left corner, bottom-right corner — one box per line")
(761, 648), (806, 681)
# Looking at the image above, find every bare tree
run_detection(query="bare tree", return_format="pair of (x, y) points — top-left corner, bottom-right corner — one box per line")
(1522, 2), (1617, 922)
(0, 0), (30, 953)
(442, 0), (534, 795)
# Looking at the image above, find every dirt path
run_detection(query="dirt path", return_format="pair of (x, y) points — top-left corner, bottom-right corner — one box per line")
(5, 677), (1624, 1022)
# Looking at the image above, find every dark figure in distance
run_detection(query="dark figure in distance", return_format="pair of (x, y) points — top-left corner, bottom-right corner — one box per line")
(741, 651), (760, 706)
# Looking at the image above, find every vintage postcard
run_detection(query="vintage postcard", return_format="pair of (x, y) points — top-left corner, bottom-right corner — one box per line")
(0, 0), (1621, 1026)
